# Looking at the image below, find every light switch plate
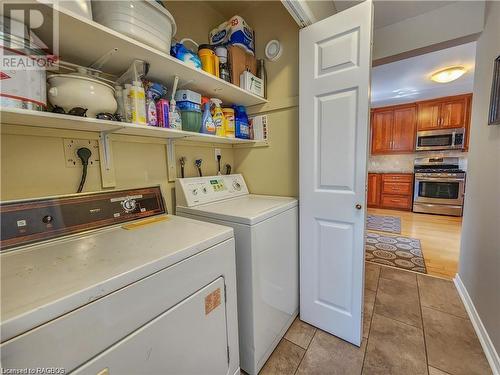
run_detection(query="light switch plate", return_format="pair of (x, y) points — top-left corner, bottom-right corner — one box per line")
(63, 139), (100, 167)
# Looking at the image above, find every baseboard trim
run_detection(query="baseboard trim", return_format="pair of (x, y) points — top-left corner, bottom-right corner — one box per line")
(454, 274), (500, 375)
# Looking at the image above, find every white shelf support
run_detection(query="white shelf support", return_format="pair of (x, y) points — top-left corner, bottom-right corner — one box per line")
(98, 128), (122, 188)
(166, 139), (177, 182)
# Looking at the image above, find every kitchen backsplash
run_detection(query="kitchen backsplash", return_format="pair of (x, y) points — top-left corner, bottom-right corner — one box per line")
(369, 151), (468, 173)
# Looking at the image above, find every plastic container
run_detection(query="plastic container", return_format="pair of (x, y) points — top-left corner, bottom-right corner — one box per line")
(175, 90), (201, 104)
(0, 18), (46, 111)
(91, 1), (176, 54)
(128, 81), (147, 125)
(234, 105), (250, 139)
(180, 109), (202, 133)
(198, 45), (220, 77)
(176, 101), (201, 112)
(59, 0), (93, 20)
(222, 108), (235, 138)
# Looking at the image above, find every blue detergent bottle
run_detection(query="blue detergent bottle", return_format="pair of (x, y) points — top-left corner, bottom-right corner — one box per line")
(234, 105), (250, 139)
(200, 97), (216, 134)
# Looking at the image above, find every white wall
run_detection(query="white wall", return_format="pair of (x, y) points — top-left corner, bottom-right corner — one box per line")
(373, 1), (485, 63)
(458, 0), (500, 366)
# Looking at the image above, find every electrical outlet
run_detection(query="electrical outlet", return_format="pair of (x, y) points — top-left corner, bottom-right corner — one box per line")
(214, 148), (221, 161)
(64, 139), (100, 167)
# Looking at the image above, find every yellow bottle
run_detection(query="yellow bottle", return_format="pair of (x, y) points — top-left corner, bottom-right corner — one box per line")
(211, 98), (225, 137)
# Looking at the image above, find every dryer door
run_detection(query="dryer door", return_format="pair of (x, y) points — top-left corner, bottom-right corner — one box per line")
(73, 277), (229, 375)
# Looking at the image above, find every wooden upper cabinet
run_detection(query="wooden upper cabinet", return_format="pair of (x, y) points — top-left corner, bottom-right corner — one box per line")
(371, 105), (415, 154)
(417, 94), (471, 131)
(371, 110), (393, 154)
(441, 96), (468, 128)
(416, 101), (441, 130)
(371, 94), (472, 155)
(392, 106), (416, 153)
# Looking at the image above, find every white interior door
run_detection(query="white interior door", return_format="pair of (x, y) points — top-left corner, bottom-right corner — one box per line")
(299, 0), (373, 346)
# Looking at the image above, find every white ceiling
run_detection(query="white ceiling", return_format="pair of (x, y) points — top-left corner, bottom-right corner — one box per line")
(371, 42), (476, 106)
(334, 0), (455, 29)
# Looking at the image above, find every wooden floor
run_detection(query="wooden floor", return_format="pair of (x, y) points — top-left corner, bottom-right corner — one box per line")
(368, 208), (462, 279)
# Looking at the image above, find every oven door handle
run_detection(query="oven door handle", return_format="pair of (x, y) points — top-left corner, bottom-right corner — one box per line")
(415, 177), (465, 183)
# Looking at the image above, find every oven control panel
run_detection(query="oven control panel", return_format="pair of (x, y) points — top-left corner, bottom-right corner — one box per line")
(0, 187), (165, 251)
(175, 174), (249, 207)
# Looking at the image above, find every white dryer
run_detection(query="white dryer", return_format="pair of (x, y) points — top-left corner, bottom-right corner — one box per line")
(176, 174), (299, 375)
(0, 187), (240, 375)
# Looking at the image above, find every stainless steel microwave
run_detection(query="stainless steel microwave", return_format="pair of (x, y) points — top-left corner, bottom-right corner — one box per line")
(415, 128), (465, 151)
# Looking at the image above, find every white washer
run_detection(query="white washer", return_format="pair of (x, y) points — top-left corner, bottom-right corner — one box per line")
(176, 174), (299, 375)
(1, 187), (240, 375)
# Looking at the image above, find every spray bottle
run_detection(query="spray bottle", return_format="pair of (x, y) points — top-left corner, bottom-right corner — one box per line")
(211, 98), (225, 137)
(200, 97), (216, 134)
(169, 76), (182, 130)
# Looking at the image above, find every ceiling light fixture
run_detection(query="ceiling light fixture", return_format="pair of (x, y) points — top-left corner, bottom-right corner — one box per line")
(430, 66), (466, 83)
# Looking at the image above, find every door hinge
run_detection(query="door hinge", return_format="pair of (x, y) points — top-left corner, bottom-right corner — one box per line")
(227, 345), (230, 364)
(224, 284), (227, 304)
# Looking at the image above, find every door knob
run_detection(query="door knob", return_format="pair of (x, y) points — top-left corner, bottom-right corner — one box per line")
(355, 204), (362, 210)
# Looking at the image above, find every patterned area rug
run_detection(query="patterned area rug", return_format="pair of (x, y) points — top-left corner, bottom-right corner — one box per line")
(365, 232), (427, 274)
(366, 214), (401, 234)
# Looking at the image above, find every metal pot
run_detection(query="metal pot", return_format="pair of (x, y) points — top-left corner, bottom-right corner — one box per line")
(47, 73), (117, 118)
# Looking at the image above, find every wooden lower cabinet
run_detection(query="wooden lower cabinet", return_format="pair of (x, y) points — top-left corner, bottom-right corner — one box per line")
(367, 173), (413, 211)
(367, 173), (381, 207)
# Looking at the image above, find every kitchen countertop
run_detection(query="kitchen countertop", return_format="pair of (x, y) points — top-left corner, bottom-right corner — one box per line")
(0, 215), (233, 341)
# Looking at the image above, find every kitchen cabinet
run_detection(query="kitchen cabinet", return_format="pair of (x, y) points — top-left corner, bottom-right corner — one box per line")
(367, 173), (381, 208)
(417, 94), (471, 131)
(367, 173), (413, 211)
(370, 105), (416, 155)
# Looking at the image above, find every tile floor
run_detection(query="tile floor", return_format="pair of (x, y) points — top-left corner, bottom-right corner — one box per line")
(258, 264), (491, 375)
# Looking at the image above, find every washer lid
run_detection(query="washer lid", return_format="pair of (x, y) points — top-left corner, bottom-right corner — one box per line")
(177, 194), (298, 225)
(0, 215), (232, 341)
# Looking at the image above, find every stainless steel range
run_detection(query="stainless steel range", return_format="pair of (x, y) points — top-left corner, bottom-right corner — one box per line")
(413, 157), (466, 216)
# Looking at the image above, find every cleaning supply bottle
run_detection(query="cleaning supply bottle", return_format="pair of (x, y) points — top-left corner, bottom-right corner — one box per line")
(123, 84), (132, 122)
(169, 75), (182, 130)
(222, 107), (235, 138)
(234, 105), (250, 139)
(201, 97), (215, 134)
(145, 90), (158, 126)
(129, 81), (147, 125)
(211, 98), (225, 137)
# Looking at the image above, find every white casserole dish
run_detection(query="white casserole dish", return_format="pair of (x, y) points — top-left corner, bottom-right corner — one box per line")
(91, 0), (176, 54)
(47, 74), (117, 118)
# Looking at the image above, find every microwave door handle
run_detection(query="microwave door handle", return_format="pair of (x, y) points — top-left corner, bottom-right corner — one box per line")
(451, 132), (456, 147)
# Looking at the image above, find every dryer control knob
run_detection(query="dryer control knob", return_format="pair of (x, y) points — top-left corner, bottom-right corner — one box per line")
(233, 181), (241, 191)
(122, 199), (137, 212)
(192, 188), (198, 196)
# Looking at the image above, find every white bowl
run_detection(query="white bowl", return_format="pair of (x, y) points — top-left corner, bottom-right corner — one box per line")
(47, 74), (117, 118)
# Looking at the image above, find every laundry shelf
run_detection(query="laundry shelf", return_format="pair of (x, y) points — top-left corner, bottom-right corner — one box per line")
(34, 3), (267, 108)
(0, 108), (261, 145)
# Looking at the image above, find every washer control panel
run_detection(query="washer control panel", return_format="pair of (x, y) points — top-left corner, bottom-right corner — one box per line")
(176, 174), (249, 207)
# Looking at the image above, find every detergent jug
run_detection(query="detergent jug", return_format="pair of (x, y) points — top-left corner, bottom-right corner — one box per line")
(198, 45), (220, 78)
